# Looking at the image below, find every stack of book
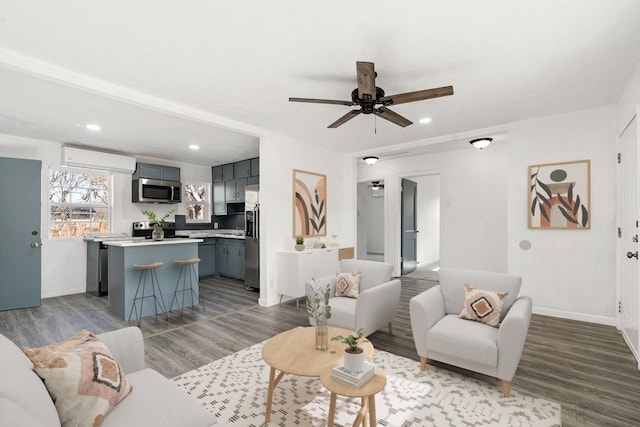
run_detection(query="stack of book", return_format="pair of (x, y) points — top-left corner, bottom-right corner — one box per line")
(331, 362), (376, 388)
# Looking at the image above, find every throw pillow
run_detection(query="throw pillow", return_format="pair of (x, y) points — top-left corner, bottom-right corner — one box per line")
(22, 330), (132, 427)
(459, 283), (508, 327)
(335, 271), (362, 298)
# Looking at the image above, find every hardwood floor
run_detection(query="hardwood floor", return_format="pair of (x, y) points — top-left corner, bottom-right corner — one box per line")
(1, 275), (639, 426)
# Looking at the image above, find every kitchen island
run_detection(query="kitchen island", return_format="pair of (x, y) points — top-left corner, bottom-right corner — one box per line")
(104, 238), (203, 321)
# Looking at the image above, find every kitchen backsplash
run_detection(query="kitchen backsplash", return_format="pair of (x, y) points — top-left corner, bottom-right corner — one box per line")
(174, 214), (244, 231)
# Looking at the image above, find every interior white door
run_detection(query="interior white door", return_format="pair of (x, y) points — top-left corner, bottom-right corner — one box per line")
(617, 115), (639, 366)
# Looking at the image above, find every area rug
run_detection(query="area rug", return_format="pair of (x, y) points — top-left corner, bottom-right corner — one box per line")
(173, 342), (561, 427)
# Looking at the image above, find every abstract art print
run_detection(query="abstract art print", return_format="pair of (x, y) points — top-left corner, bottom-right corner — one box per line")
(529, 159), (590, 229)
(293, 169), (326, 237)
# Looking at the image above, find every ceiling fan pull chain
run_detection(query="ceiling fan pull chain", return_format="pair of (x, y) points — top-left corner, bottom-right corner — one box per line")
(375, 115), (377, 134)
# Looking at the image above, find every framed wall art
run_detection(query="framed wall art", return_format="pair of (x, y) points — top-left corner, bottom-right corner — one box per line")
(293, 169), (327, 238)
(528, 159), (590, 229)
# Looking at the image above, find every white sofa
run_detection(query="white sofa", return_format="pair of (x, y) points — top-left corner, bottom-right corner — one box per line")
(410, 268), (532, 397)
(0, 326), (223, 426)
(305, 259), (401, 337)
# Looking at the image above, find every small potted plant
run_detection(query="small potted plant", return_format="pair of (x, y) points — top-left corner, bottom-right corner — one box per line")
(295, 235), (305, 251)
(331, 328), (368, 372)
(301, 276), (331, 350)
(141, 209), (174, 240)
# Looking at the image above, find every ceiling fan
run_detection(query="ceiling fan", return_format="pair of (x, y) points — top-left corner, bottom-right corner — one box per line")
(289, 61), (453, 128)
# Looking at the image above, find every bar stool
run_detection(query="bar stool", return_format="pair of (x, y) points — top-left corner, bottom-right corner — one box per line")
(128, 262), (169, 326)
(169, 258), (205, 314)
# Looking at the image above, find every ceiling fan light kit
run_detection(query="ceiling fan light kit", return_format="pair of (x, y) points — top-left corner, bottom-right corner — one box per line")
(363, 156), (379, 165)
(470, 137), (493, 149)
(289, 61), (453, 128)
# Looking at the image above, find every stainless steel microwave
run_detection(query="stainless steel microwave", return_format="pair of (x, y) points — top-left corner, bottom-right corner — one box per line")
(132, 178), (182, 204)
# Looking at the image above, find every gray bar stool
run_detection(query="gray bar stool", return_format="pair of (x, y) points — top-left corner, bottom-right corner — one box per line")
(128, 262), (169, 326)
(170, 258), (205, 314)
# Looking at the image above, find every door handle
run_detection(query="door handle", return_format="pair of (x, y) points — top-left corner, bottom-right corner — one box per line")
(627, 251), (638, 259)
(31, 242), (40, 248)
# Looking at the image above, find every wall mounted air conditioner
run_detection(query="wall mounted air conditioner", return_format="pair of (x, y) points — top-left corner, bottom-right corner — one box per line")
(61, 146), (136, 174)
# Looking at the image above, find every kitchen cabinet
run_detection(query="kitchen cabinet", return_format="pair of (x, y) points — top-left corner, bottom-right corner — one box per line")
(212, 164), (234, 182)
(277, 249), (340, 300)
(133, 162), (180, 181)
(226, 177), (248, 202)
(212, 181), (226, 215)
(198, 238), (217, 278)
(212, 158), (259, 214)
(216, 239), (245, 279)
(250, 157), (259, 177)
(234, 160), (251, 179)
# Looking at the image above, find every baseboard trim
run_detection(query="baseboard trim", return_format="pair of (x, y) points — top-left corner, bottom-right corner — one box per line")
(533, 306), (616, 326)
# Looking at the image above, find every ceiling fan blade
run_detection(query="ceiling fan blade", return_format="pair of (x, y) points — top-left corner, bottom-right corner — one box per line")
(374, 107), (413, 127)
(289, 97), (354, 106)
(380, 85), (454, 106)
(328, 109), (362, 128)
(356, 61), (376, 100)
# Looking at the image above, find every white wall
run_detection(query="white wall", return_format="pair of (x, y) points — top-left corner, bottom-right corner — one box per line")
(258, 132), (355, 307)
(359, 144), (509, 275)
(365, 189), (384, 255)
(507, 106), (617, 324)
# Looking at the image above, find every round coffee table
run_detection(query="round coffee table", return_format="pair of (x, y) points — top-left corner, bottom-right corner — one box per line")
(320, 365), (386, 427)
(261, 326), (374, 423)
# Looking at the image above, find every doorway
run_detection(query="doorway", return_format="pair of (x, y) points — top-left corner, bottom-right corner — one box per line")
(0, 157), (42, 310)
(617, 115), (639, 365)
(357, 180), (385, 261)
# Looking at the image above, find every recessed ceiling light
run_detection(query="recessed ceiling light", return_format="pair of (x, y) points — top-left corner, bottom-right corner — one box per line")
(85, 123), (101, 132)
(189, 144), (200, 150)
(419, 117), (432, 124)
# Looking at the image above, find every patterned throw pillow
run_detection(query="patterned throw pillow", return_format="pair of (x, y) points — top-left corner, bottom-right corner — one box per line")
(459, 283), (508, 327)
(335, 271), (362, 298)
(22, 330), (132, 427)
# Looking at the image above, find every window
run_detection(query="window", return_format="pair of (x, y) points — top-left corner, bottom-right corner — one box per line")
(49, 169), (110, 238)
(184, 182), (210, 223)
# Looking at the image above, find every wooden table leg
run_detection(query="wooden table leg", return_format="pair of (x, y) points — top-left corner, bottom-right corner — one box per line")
(328, 392), (337, 427)
(368, 394), (377, 426)
(265, 368), (286, 423)
(265, 367), (276, 423)
(362, 397), (369, 427)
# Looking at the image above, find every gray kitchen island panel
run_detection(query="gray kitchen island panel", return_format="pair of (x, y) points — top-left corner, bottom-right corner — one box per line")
(105, 239), (202, 320)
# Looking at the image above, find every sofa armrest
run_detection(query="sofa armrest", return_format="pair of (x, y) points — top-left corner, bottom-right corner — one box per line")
(497, 296), (532, 381)
(410, 285), (446, 358)
(356, 278), (401, 336)
(98, 327), (146, 374)
(304, 275), (336, 325)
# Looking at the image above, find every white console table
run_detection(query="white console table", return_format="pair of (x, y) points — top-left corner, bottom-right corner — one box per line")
(277, 247), (354, 304)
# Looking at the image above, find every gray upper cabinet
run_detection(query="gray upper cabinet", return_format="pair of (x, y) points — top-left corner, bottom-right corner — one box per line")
(212, 164), (234, 182)
(250, 157), (259, 177)
(234, 160), (251, 179)
(133, 163), (181, 182)
(212, 158), (259, 215)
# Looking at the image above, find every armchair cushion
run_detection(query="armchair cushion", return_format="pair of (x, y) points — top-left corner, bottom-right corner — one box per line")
(335, 271), (361, 298)
(426, 314), (498, 367)
(459, 283), (508, 327)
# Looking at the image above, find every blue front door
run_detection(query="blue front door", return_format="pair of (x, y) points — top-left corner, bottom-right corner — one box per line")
(0, 157), (42, 310)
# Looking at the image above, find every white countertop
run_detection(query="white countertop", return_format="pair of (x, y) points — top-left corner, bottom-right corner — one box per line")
(103, 238), (204, 247)
(175, 229), (245, 239)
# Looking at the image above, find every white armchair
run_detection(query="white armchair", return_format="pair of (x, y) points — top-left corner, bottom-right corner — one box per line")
(305, 259), (401, 337)
(410, 268), (532, 397)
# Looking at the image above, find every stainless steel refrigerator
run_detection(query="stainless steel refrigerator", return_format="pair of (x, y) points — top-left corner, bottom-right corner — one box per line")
(244, 185), (260, 291)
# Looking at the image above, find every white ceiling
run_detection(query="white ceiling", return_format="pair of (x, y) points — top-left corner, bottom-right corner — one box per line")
(0, 1), (639, 166)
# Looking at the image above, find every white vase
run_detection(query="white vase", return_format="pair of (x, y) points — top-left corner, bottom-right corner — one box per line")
(343, 347), (365, 372)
